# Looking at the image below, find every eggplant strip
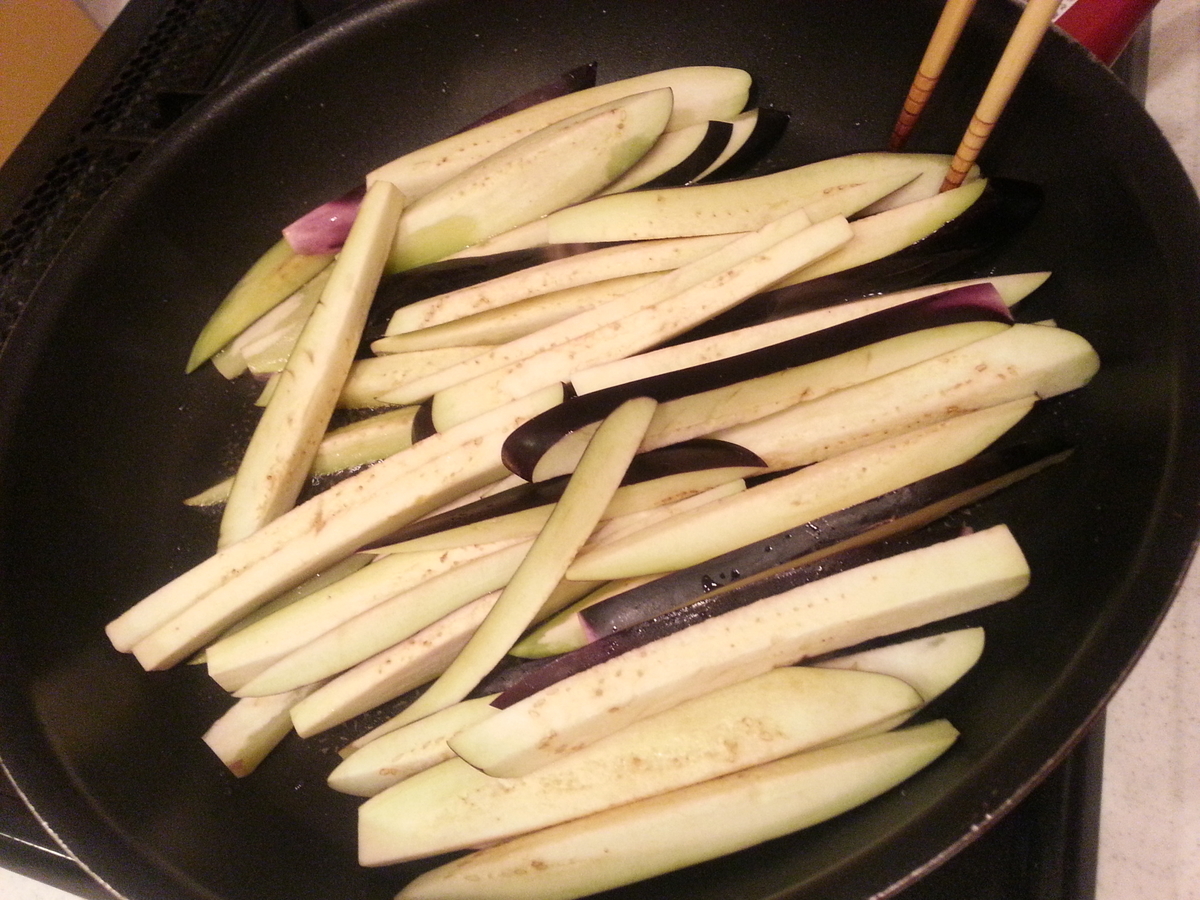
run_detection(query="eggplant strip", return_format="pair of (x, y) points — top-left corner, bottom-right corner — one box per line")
(386, 398), (659, 728)
(219, 182), (407, 547)
(106, 385), (560, 663)
(452, 525), (1026, 777)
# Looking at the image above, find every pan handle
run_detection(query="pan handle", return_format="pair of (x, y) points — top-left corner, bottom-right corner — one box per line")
(1052, 0), (1160, 66)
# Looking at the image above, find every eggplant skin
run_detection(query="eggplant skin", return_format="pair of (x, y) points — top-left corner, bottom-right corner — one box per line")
(480, 438), (1070, 700)
(488, 540), (893, 710)
(636, 120), (735, 191)
(410, 398), (437, 443)
(704, 107), (791, 182)
(578, 438), (1072, 639)
(501, 282), (1013, 480)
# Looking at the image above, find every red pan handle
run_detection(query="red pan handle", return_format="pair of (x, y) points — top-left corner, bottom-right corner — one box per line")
(1052, 0), (1160, 66)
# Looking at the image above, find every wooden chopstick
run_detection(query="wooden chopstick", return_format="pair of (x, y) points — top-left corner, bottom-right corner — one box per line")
(889, 0), (979, 151)
(940, 0), (1060, 190)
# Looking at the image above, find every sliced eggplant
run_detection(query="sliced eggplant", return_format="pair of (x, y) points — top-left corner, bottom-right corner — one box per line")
(381, 204), (825, 409)
(338, 348), (492, 409)
(211, 266), (331, 379)
(282, 186), (368, 256)
(235, 541), (537, 698)
(204, 541), (522, 693)
(599, 119), (735, 195)
(373, 273), (662, 356)
(367, 66), (752, 200)
(384, 234), (735, 338)
(533, 319), (1012, 483)
(289, 592), (502, 738)
(426, 215), (854, 430)
(501, 282), (1013, 481)
(362, 152), (969, 348)
(280, 63), (602, 256)
(493, 535), (927, 711)
(287, 581), (601, 739)
(508, 578), (654, 660)
(454, 152), (966, 254)
(815, 626), (987, 705)
(186, 406), (419, 507)
(356, 667), (921, 856)
(371, 473), (748, 557)
(396, 721), (958, 899)
(387, 88), (675, 272)
(362, 439), (763, 550)
(328, 694), (501, 795)
(576, 439), (1070, 641)
(385, 398), (658, 727)
(571, 271), (1049, 395)
(368, 244), (619, 345)
(676, 176), (1043, 341)
(202, 685), (321, 778)
(453, 62), (599, 132)
(452, 525), (1026, 776)
(712, 323), (1097, 471)
(563, 396), (1032, 582)
(482, 519), (1019, 710)
(187, 241), (334, 373)
(218, 181), (408, 548)
(693, 107), (790, 182)
(107, 386), (561, 664)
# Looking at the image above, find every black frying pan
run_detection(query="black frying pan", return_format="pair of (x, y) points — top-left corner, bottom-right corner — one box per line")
(1, 1), (1198, 899)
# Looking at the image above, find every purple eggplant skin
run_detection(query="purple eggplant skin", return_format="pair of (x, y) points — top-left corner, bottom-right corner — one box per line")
(490, 539), (892, 709)
(360, 438), (764, 549)
(477, 437), (1070, 700)
(282, 185), (367, 255)
(501, 282), (1014, 480)
(410, 398), (437, 443)
(634, 120), (735, 191)
(702, 107), (790, 182)
(453, 62), (598, 133)
(675, 177), (1044, 342)
(578, 438), (1072, 640)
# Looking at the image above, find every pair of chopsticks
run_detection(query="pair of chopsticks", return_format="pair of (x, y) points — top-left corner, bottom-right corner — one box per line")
(890, 0), (1060, 191)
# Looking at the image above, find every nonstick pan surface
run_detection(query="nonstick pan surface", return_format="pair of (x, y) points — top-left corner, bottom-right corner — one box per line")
(2, 1), (1199, 899)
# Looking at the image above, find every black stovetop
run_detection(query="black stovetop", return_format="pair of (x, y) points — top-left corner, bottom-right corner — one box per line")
(1, 1), (1137, 897)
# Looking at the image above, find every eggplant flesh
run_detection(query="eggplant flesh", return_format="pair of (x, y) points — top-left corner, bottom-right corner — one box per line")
(606, 119), (735, 194)
(480, 438), (1069, 701)
(362, 243), (621, 350)
(501, 282), (1014, 481)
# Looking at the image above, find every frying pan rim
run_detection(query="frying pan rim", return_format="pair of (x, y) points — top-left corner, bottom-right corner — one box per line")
(2, 1), (1200, 899)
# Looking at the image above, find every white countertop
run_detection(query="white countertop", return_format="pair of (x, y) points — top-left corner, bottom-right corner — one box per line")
(2, 1), (1198, 898)
(1095, 3), (1200, 899)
